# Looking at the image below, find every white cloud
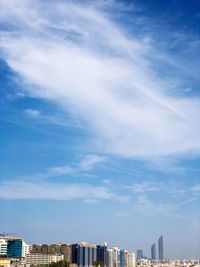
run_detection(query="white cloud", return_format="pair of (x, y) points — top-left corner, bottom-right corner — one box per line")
(0, 180), (127, 202)
(131, 193), (200, 217)
(47, 154), (106, 177)
(128, 181), (160, 193)
(49, 166), (74, 176)
(78, 154), (106, 171)
(132, 194), (171, 216)
(191, 183), (200, 192)
(25, 108), (40, 118)
(0, 0), (200, 157)
(25, 108), (74, 127)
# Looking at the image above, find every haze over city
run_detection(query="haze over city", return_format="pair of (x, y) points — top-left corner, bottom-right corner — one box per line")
(0, 0), (200, 260)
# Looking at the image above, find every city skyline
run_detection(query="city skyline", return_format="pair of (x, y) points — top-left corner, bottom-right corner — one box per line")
(0, 0), (200, 260)
(1, 233), (199, 262)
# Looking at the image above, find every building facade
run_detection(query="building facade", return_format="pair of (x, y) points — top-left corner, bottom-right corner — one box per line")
(158, 236), (164, 261)
(0, 258), (11, 267)
(151, 243), (156, 260)
(72, 242), (97, 267)
(97, 244), (107, 267)
(0, 240), (7, 256)
(112, 247), (120, 267)
(60, 244), (71, 262)
(31, 243), (71, 262)
(120, 250), (124, 267)
(106, 248), (114, 267)
(127, 252), (136, 267)
(25, 253), (64, 265)
(136, 250), (143, 261)
(7, 239), (30, 258)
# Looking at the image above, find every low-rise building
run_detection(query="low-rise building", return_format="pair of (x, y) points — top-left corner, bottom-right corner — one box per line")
(0, 258), (11, 267)
(25, 253), (64, 266)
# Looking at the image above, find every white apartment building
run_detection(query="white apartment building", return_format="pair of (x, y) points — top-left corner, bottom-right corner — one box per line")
(107, 248), (114, 267)
(128, 252), (136, 267)
(25, 253), (64, 266)
(22, 241), (31, 258)
(112, 247), (120, 267)
(0, 235), (30, 258)
(0, 239), (7, 256)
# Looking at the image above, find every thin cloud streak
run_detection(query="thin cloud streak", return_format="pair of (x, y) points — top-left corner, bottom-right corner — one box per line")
(0, 180), (128, 202)
(16, 154), (107, 180)
(127, 181), (160, 193)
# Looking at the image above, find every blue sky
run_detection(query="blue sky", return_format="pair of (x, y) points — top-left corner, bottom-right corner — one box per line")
(0, 0), (200, 260)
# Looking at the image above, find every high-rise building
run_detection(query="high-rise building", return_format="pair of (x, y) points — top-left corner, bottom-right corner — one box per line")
(127, 252), (136, 267)
(136, 250), (142, 261)
(158, 236), (164, 261)
(106, 248), (114, 267)
(120, 250), (124, 267)
(7, 239), (30, 258)
(0, 235), (30, 258)
(72, 242), (97, 267)
(71, 244), (78, 264)
(124, 251), (128, 267)
(112, 247), (120, 267)
(151, 243), (156, 260)
(97, 243), (107, 267)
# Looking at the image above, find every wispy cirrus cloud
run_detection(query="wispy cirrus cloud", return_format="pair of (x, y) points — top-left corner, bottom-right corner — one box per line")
(191, 183), (200, 193)
(17, 154), (107, 180)
(24, 108), (77, 127)
(0, 180), (128, 202)
(131, 194), (200, 218)
(25, 108), (40, 118)
(0, 0), (200, 158)
(132, 194), (171, 216)
(78, 154), (106, 171)
(48, 154), (106, 176)
(127, 181), (160, 193)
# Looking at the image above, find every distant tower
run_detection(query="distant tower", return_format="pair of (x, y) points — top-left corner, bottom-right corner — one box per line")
(151, 243), (156, 260)
(136, 249), (142, 261)
(158, 236), (164, 261)
(120, 250), (125, 267)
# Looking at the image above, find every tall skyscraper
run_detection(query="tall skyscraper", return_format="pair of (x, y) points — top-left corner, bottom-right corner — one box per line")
(136, 249), (142, 261)
(158, 236), (164, 261)
(151, 243), (156, 260)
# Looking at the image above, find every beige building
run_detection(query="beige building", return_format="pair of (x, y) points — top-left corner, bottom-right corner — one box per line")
(25, 253), (64, 266)
(0, 258), (11, 267)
